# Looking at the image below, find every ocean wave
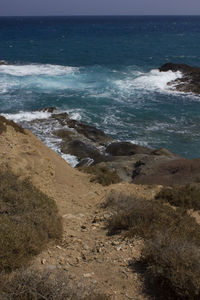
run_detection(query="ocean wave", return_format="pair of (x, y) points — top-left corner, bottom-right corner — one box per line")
(114, 69), (182, 95)
(2, 111), (52, 122)
(0, 64), (79, 76)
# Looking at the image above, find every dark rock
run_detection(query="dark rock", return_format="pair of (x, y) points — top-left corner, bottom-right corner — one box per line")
(52, 113), (70, 126)
(93, 150), (180, 183)
(159, 62), (200, 94)
(151, 148), (178, 157)
(52, 113), (113, 145)
(0, 61), (7, 65)
(66, 120), (113, 146)
(76, 158), (94, 167)
(106, 142), (153, 156)
(39, 107), (57, 113)
(53, 129), (77, 141)
(159, 63), (197, 73)
(132, 158), (200, 186)
(61, 139), (106, 163)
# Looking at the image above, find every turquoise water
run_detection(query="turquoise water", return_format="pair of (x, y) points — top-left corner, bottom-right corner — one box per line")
(0, 16), (200, 159)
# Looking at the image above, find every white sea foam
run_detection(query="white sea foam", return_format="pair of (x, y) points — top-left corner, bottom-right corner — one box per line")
(2, 111), (51, 122)
(0, 64), (78, 76)
(61, 153), (79, 167)
(69, 112), (82, 120)
(2, 110), (80, 167)
(115, 69), (182, 95)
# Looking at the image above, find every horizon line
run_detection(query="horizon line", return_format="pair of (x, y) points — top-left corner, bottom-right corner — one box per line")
(0, 14), (200, 17)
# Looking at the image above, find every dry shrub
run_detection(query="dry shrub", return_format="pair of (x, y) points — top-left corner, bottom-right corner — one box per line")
(0, 267), (110, 300)
(0, 170), (62, 272)
(106, 195), (200, 241)
(80, 165), (120, 186)
(156, 184), (200, 210)
(142, 232), (200, 299)
(106, 192), (200, 299)
(0, 115), (25, 135)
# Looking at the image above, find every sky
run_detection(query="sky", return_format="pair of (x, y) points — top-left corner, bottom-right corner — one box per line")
(1, 0), (200, 16)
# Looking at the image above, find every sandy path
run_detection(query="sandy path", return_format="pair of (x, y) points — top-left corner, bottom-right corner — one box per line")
(0, 126), (161, 299)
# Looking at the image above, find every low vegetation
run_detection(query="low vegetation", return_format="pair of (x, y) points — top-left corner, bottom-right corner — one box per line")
(0, 267), (110, 300)
(80, 165), (120, 186)
(0, 169), (62, 272)
(0, 115), (26, 135)
(156, 184), (200, 210)
(142, 232), (200, 299)
(105, 192), (200, 299)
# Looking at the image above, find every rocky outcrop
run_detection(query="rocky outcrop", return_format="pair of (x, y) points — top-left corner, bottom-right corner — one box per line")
(132, 158), (200, 186)
(28, 107), (200, 186)
(50, 111), (180, 184)
(52, 113), (113, 146)
(159, 62), (200, 94)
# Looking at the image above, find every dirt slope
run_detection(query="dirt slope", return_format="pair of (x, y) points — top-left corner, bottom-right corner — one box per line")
(0, 125), (161, 299)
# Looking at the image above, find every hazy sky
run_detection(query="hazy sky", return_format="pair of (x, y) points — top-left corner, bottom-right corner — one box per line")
(1, 0), (200, 16)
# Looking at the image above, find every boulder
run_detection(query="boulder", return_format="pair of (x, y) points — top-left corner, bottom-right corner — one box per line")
(106, 142), (153, 156)
(61, 139), (106, 164)
(159, 62), (200, 94)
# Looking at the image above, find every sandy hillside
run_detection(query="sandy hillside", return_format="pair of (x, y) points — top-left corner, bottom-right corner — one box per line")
(0, 124), (162, 299)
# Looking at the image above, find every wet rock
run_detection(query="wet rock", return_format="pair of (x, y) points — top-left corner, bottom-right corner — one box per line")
(76, 157), (94, 167)
(106, 142), (153, 156)
(159, 62), (200, 94)
(61, 139), (106, 163)
(52, 112), (70, 126)
(52, 113), (113, 145)
(66, 120), (113, 145)
(0, 61), (7, 65)
(39, 107), (57, 113)
(159, 63), (196, 73)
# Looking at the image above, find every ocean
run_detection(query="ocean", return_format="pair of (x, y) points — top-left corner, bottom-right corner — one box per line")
(0, 16), (200, 164)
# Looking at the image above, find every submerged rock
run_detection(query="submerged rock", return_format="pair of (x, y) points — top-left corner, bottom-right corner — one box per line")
(39, 107), (57, 113)
(159, 62), (200, 94)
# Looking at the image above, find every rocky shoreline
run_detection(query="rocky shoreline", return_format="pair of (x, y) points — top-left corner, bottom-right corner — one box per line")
(34, 106), (200, 186)
(2, 61), (200, 186)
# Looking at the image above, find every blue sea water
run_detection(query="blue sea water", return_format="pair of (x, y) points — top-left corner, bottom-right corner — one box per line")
(0, 16), (200, 161)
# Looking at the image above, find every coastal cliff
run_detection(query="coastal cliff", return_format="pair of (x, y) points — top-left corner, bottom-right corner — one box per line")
(1, 115), (200, 299)
(0, 115), (161, 299)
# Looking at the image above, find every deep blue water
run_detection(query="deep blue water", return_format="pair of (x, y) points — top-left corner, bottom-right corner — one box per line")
(0, 16), (200, 160)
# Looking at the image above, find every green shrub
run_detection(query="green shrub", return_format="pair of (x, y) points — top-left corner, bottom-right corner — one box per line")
(142, 231), (200, 299)
(80, 165), (120, 186)
(0, 267), (110, 300)
(156, 184), (200, 210)
(0, 115), (26, 135)
(0, 170), (62, 272)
